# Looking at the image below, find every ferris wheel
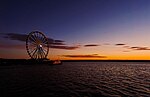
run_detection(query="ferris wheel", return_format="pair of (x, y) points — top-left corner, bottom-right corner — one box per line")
(26, 31), (49, 60)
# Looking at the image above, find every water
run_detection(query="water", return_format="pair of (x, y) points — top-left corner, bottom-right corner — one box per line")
(0, 62), (150, 97)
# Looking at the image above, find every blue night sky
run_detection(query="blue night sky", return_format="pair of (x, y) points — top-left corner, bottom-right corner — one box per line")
(1, 0), (150, 60)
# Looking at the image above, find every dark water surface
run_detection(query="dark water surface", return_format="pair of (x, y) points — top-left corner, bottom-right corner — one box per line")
(0, 62), (150, 97)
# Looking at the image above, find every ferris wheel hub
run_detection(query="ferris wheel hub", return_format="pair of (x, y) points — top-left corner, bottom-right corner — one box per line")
(39, 44), (42, 48)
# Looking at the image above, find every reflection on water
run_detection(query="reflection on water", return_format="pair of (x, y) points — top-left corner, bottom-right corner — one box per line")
(0, 62), (150, 97)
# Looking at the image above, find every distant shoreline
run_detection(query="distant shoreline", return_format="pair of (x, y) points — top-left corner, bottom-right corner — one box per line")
(1, 58), (150, 62)
(62, 60), (150, 62)
(1, 59), (150, 66)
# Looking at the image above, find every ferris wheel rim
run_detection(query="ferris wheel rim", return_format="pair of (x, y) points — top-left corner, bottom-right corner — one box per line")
(26, 31), (49, 60)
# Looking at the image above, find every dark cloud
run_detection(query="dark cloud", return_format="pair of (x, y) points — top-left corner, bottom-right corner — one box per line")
(3, 33), (28, 42)
(122, 45), (150, 51)
(54, 40), (65, 43)
(129, 46), (150, 50)
(1, 33), (65, 44)
(49, 39), (66, 45)
(51, 42), (66, 45)
(47, 38), (54, 43)
(50, 45), (80, 50)
(116, 43), (150, 51)
(84, 44), (99, 47)
(115, 43), (126, 46)
(62, 54), (107, 58)
(0, 44), (25, 49)
(1, 33), (79, 50)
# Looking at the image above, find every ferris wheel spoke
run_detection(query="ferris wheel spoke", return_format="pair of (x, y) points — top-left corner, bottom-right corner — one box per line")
(40, 49), (45, 56)
(41, 37), (44, 43)
(29, 47), (37, 55)
(30, 44), (37, 47)
(42, 39), (48, 44)
(33, 33), (38, 41)
(40, 48), (45, 58)
(29, 42), (37, 46)
(41, 35), (47, 43)
(39, 36), (42, 42)
(32, 34), (37, 41)
(38, 50), (41, 59)
(36, 51), (39, 59)
(33, 52), (37, 59)
(36, 52), (39, 59)
(36, 33), (39, 39)
(39, 51), (43, 59)
(32, 48), (38, 58)
(41, 36), (45, 43)
(34, 54), (37, 59)
(36, 33), (39, 40)
(41, 36), (46, 43)
(41, 51), (44, 58)
(43, 49), (48, 55)
(32, 52), (36, 59)
(39, 48), (43, 59)
(39, 48), (44, 58)
(37, 51), (39, 59)
(42, 48), (47, 54)
(28, 45), (37, 51)
(29, 40), (36, 44)
(41, 43), (47, 47)
(42, 42), (48, 46)
(41, 48), (46, 56)
(39, 49), (44, 59)
(29, 44), (37, 48)
(29, 35), (36, 43)
(28, 38), (34, 43)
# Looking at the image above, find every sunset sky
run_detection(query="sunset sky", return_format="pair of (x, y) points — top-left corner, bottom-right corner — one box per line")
(1, 0), (150, 60)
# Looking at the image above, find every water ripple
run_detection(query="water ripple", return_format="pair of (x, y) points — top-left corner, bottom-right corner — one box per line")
(0, 62), (150, 97)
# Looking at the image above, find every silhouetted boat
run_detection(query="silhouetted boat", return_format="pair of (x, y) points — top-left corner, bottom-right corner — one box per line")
(52, 60), (62, 65)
